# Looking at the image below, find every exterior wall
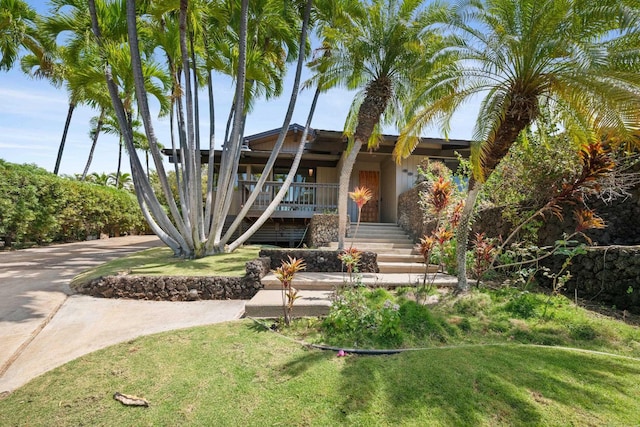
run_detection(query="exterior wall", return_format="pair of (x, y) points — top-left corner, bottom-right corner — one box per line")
(380, 158), (397, 223)
(397, 155), (426, 194)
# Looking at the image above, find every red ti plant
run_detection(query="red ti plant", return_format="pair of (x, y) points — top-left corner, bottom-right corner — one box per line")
(488, 142), (615, 270)
(348, 186), (373, 248)
(417, 236), (436, 299)
(574, 208), (605, 241)
(415, 175), (462, 300)
(273, 256), (306, 326)
(472, 232), (497, 285)
(338, 247), (362, 285)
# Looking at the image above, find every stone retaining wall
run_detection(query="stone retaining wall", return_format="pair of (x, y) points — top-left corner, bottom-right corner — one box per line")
(398, 183), (640, 313)
(540, 246), (640, 313)
(77, 257), (270, 301)
(307, 214), (350, 248)
(397, 185), (428, 241)
(259, 248), (378, 273)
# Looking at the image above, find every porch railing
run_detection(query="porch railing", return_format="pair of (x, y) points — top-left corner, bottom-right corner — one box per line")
(238, 181), (339, 214)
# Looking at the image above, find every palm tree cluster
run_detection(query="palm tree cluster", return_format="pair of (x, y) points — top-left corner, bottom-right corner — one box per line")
(2, 0), (640, 290)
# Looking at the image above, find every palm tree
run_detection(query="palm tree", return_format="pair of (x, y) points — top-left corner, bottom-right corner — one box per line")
(86, 0), (316, 257)
(395, 0), (640, 291)
(309, 0), (452, 249)
(100, 113), (146, 187)
(40, 0), (145, 176)
(108, 172), (132, 190)
(89, 171), (110, 186)
(0, 0), (39, 71)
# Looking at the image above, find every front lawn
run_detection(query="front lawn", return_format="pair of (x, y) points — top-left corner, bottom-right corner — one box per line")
(1, 320), (639, 426)
(70, 245), (262, 288)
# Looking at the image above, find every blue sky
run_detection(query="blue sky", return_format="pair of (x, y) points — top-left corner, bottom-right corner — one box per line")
(0, 1), (479, 177)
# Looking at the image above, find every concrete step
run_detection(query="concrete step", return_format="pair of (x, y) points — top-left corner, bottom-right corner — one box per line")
(377, 253), (425, 263)
(342, 237), (412, 244)
(378, 262), (438, 274)
(245, 290), (332, 318)
(347, 231), (407, 239)
(318, 247), (419, 256)
(324, 242), (416, 250)
(355, 222), (403, 228)
(348, 225), (406, 236)
(260, 272), (457, 291)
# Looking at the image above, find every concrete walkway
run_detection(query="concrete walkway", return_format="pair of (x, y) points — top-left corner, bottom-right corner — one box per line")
(0, 236), (245, 394)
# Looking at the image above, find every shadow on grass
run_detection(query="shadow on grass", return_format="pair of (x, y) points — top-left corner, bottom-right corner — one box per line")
(336, 345), (640, 425)
(279, 349), (331, 379)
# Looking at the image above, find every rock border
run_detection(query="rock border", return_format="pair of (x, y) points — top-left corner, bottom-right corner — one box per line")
(76, 257), (270, 301)
(76, 248), (378, 301)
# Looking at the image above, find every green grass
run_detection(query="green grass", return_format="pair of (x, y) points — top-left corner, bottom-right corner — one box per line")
(1, 320), (640, 426)
(70, 245), (261, 288)
(306, 287), (640, 359)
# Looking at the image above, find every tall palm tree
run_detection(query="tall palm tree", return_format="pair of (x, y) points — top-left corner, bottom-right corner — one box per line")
(100, 113), (146, 187)
(41, 0), (137, 175)
(87, 0), (314, 257)
(0, 0), (39, 71)
(310, 0), (452, 249)
(396, 0), (640, 291)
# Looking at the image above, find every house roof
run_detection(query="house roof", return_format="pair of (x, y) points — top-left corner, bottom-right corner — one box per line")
(162, 123), (471, 167)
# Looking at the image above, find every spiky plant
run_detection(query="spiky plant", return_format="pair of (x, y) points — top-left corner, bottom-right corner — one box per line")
(273, 256), (306, 326)
(348, 186), (372, 248)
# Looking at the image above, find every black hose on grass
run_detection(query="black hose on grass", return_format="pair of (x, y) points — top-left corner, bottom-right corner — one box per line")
(247, 317), (640, 361)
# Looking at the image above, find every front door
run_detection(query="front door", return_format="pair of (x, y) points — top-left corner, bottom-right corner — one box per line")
(358, 170), (379, 222)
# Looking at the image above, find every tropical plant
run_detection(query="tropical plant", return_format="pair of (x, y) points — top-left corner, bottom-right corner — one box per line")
(0, 0), (41, 71)
(273, 256), (306, 326)
(347, 186), (372, 245)
(309, 0), (453, 249)
(337, 246), (362, 285)
(416, 174), (463, 301)
(85, 0), (321, 258)
(396, 0), (640, 291)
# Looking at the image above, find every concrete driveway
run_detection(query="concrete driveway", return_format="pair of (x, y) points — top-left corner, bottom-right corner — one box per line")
(0, 236), (246, 394)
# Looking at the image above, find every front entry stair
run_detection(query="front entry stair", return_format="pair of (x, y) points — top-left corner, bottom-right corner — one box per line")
(245, 223), (454, 319)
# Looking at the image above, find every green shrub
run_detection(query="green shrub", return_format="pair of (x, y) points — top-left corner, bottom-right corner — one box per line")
(322, 288), (402, 348)
(399, 300), (448, 341)
(0, 160), (146, 247)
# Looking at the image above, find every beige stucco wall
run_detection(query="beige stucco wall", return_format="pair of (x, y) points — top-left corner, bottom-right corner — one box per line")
(397, 155), (426, 194)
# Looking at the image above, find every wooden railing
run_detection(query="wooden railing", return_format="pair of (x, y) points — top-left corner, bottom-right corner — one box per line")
(239, 181), (339, 216)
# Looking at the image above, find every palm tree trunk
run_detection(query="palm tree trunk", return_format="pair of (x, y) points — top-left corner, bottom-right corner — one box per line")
(123, 0), (193, 251)
(455, 182), (481, 292)
(53, 102), (75, 175)
(115, 137), (123, 188)
(338, 77), (392, 249)
(204, 70), (216, 232)
(208, 0), (248, 251)
(227, 82), (320, 252)
(222, 0), (313, 245)
(81, 107), (105, 180)
(337, 138), (362, 249)
(89, 0), (190, 255)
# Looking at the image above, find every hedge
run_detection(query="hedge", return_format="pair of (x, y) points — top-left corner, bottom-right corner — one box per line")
(0, 160), (147, 248)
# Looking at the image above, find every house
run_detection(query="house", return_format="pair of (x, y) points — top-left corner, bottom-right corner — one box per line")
(163, 123), (471, 245)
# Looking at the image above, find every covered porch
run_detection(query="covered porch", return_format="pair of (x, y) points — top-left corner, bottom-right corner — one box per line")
(239, 181), (339, 219)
